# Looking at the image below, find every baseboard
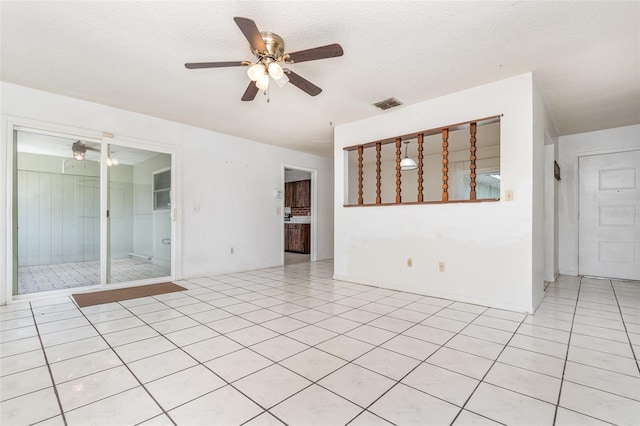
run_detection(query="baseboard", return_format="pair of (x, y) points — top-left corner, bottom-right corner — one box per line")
(333, 274), (533, 314)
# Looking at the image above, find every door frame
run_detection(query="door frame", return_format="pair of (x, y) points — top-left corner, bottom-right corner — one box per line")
(3, 117), (181, 304)
(281, 164), (318, 264)
(574, 146), (640, 277)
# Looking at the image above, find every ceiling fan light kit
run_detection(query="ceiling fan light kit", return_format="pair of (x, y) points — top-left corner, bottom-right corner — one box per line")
(71, 140), (118, 166)
(72, 140), (87, 161)
(185, 17), (343, 102)
(268, 62), (284, 80)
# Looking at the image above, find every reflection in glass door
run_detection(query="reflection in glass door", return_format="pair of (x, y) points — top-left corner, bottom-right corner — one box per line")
(14, 130), (102, 295)
(13, 128), (173, 296)
(107, 144), (172, 284)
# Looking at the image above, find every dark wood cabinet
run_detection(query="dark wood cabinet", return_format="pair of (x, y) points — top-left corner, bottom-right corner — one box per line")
(284, 182), (295, 207)
(285, 223), (310, 253)
(284, 180), (310, 208)
(295, 179), (311, 207)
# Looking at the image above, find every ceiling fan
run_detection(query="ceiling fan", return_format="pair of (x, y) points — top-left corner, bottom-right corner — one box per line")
(72, 140), (94, 161)
(72, 141), (119, 165)
(184, 17), (344, 101)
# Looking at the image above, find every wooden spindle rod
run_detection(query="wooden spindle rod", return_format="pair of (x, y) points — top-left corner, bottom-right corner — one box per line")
(417, 133), (424, 202)
(470, 122), (477, 200)
(357, 145), (364, 205)
(395, 138), (402, 203)
(375, 142), (382, 205)
(442, 129), (449, 201)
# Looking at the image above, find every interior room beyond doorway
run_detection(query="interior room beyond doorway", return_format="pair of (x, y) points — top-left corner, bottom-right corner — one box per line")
(284, 168), (312, 265)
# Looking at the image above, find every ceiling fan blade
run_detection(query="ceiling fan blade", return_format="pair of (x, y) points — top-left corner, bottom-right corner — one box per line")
(234, 17), (267, 53)
(285, 70), (322, 96)
(185, 61), (245, 69)
(241, 81), (259, 101)
(286, 44), (343, 64)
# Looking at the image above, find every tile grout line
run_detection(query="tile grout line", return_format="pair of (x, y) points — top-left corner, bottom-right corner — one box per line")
(343, 304), (534, 425)
(250, 297), (456, 424)
(29, 301), (69, 426)
(82, 276), (524, 425)
(209, 284), (441, 423)
(551, 275), (583, 425)
(163, 276), (458, 424)
(311, 300), (462, 424)
(18, 267), (625, 426)
(447, 313), (529, 426)
(72, 300), (179, 426)
(114, 298), (293, 426)
(609, 279), (640, 375)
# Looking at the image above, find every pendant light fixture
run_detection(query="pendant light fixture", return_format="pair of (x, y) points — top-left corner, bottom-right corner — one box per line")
(400, 141), (417, 171)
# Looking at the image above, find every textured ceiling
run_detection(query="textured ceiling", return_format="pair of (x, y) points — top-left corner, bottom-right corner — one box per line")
(1, 1), (638, 158)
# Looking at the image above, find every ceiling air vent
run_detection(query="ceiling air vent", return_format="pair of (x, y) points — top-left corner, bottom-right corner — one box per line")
(373, 97), (403, 110)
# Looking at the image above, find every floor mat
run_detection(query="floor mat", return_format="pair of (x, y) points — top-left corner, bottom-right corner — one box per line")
(72, 282), (185, 307)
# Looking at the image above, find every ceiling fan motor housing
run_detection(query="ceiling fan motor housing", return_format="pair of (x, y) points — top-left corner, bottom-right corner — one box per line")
(257, 32), (285, 61)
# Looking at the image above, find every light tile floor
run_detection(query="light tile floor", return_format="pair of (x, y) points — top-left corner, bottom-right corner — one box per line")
(18, 259), (171, 294)
(1, 262), (639, 425)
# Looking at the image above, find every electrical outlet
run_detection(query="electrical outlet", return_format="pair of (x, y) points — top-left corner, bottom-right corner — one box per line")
(407, 258), (413, 267)
(505, 190), (514, 201)
(230, 247), (235, 254)
(438, 261), (445, 272)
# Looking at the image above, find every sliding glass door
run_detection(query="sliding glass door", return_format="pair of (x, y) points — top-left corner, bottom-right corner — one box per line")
(107, 144), (172, 284)
(14, 130), (102, 295)
(12, 127), (173, 296)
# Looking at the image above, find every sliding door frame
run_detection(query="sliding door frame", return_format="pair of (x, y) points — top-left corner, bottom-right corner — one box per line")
(3, 117), (180, 304)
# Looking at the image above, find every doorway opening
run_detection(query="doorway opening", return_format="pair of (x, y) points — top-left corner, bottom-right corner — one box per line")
(282, 166), (316, 265)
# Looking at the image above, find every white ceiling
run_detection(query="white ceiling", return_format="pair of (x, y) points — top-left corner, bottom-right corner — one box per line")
(1, 1), (638, 158)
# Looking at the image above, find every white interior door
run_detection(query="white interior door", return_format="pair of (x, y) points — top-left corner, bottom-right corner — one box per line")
(579, 150), (640, 280)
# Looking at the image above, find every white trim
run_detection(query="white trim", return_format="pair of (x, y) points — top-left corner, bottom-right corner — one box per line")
(333, 274), (534, 313)
(7, 115), (103, 142)
(3, 121), (14, 306)
(101, 135), (109, 284)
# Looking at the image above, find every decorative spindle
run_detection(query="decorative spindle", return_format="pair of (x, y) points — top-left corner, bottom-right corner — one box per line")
(442, 128), (449, 201)
(357, 145), (364, 205)
(417, 133), (424, 202)
(376, 142), (382, 204)
(470, 122), (477, 200)
(395, 138), (402, 203)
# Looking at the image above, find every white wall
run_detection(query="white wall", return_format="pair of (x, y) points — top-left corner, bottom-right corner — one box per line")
(335, 73), (546, 313)
(1, 82), (334, 303)
(557, 124), (640, 275)
(532, 78), (550, 309)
